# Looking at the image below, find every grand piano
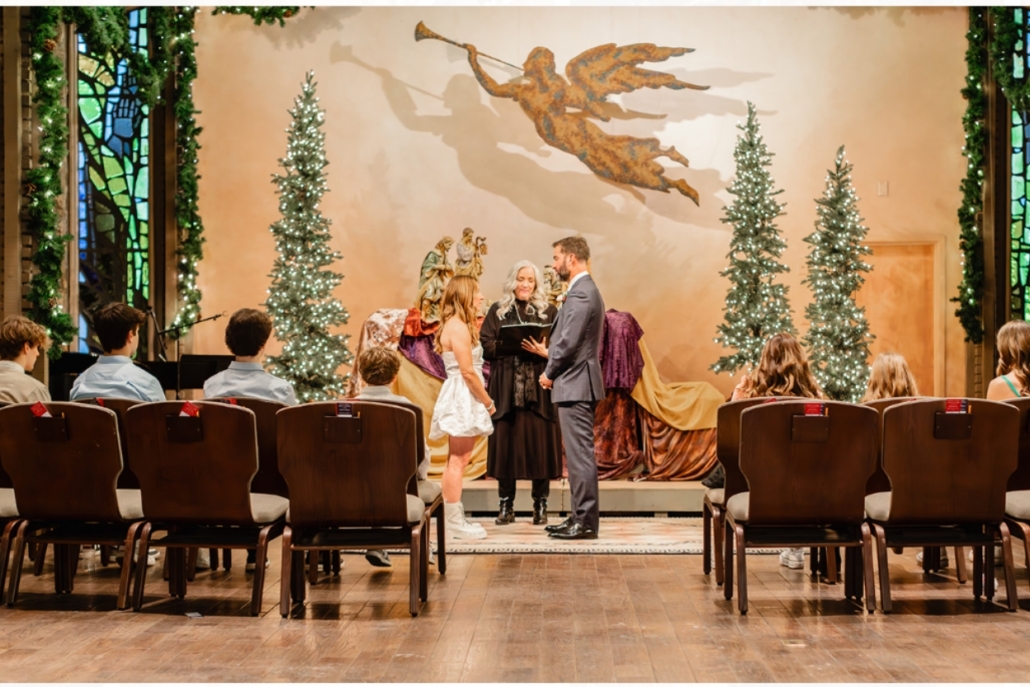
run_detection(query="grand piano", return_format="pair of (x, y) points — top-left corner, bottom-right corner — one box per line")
(48, 353), (235, 401)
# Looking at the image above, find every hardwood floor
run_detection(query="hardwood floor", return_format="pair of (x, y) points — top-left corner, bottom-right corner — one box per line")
(3, 544), (1030, 682)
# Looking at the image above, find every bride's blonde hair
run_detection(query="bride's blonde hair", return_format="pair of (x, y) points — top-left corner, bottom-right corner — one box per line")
(434, 275), (481, 353)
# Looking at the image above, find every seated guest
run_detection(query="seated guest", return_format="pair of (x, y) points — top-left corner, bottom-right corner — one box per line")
(987, 319), (1030, 400)
(354, 346), (439, 568)
(203, 308), (297, 406)
(70, 303), (165, 402)
(200, 308), (297, 572)
(732, 332), (823, 570)
(861, 352), (932, 565)
(0, 315), (50, 404)
(861, 352), (919, 402)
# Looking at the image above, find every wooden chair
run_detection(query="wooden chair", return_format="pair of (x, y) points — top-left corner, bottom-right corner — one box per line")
(723, 401), (879, 614)
(0, 417), (19, 601)
(125, 401), (288, 615)
(863, 397), (966, 580)
(0, 402), (145, 609)
(276, 401), (430, 617)
(205, 397), (290, 572)
(1001, 398), (1030, 593)
(868, 398), (1019, 612)
(703, 398), (772, 586)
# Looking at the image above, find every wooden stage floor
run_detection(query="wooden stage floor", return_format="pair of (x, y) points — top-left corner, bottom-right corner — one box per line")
(3, 543), (1030, 682)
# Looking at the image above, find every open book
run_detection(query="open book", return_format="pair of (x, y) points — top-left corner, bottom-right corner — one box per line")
(496, 322), (552, 357)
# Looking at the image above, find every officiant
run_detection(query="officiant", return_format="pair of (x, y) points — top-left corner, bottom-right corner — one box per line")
(481, 260), (563, 526)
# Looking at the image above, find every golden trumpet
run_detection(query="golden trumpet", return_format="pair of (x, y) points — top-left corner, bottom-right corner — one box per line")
(414, 21), (524, 72)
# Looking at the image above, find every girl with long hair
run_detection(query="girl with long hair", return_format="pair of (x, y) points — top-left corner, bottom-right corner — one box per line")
(429, 275), (495, 539)
(987, 319), (1030, 399)
(730, 333), (823, 569)
(861, 352), (919, 403)
(731, 332), (823, 400)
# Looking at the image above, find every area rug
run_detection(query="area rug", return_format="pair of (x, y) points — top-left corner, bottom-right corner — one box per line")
(432, 517), (781, 555)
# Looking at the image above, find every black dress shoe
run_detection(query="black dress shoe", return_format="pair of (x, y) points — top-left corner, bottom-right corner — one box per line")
(548, 523), (597, 540)
(544, 517), (574, 534)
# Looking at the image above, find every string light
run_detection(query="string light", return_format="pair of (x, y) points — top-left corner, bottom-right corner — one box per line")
(265, 71), (352, 402)
(711, 102), (795, 375)
(801, 145), (874, 402)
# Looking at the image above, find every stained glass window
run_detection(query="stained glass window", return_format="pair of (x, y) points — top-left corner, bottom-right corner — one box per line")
(1012, 8), (1030, 319)
(76, 8), (150, 353)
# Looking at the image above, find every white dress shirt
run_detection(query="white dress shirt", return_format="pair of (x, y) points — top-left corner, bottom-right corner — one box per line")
(203, 361), (297, 406)
(0, 360), (50, 404)
(69, 355), (166, 402)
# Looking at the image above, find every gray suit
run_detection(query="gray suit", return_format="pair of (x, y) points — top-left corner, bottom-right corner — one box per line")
(545, 273), (605, 531)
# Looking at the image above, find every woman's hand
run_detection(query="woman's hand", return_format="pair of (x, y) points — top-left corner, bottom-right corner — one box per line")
(521, 336), (549, 358)
(485, 398), (497, 416)
(731, 374), (753, 401)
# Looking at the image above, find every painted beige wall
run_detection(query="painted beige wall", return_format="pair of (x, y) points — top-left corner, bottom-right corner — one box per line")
(191, 6), (968, 397)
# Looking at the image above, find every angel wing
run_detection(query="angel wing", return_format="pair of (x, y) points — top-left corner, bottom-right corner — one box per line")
(564, 43), (709, 121)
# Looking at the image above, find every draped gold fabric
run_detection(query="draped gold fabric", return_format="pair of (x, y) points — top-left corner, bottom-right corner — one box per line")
(392, 354), (489, 479)
(630, 337), (724, 431)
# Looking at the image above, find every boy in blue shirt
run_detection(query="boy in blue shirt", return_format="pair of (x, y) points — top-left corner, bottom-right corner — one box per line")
(70, 303), (165, 402)
(203, 308), (297, 405)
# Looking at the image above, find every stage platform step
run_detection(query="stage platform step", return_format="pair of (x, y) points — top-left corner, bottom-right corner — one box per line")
(461, 479), (705, 516)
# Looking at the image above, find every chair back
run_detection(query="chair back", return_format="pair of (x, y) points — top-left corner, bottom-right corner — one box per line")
(717, 397), (784, 502)
(0, 402), (124, 521)
(739, 400), (878, 526)
(76, 398), (143, 488)
(125, 401), (259, 525)
(1005, 398), (1030, 492)
(882, 398), (1018, 523)
(0, 401), (9, 487)
(862, 397), (919, 493)
(277, 401), (419, 529)
(350, 396), (427, 481)
(203, 398), (289, 497)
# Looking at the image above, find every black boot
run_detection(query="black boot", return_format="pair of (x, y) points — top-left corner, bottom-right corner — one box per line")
(533, 498), (548, 525)
(495, 497), (515, 525)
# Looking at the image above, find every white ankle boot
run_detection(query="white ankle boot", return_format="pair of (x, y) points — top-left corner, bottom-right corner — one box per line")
(445, 501), (487, 540)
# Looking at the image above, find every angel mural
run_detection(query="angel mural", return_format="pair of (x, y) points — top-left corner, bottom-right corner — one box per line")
(415, 22), (709, 204)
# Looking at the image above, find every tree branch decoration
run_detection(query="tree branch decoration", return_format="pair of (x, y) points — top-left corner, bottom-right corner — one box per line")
(953, 7), (988, 344)
(25, 7), (300, 355)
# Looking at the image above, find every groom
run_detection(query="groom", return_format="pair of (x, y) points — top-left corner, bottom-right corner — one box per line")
(539, 236), (605, 540)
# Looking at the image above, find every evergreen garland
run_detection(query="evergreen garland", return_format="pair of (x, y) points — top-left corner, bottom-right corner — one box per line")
(167, 7), (205, 338)
(801, 146), (875, 403)
(711, 101), (795, 375)
(990, 7), (1030, 115)
(25, 7), (75, 357)
(265, 72), (352, 401)
(212, 7), (300, 26)
(954, 7), (988, 344)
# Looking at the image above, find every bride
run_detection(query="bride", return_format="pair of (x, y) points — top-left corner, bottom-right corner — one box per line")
(430, 275), (496, 539)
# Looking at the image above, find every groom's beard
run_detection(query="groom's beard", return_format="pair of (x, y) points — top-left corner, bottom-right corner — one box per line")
(556, 261), (570, 282)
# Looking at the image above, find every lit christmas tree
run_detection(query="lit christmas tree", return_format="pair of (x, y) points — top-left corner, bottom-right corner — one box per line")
(265, 71), (352, 402)
(712, 102), (795, 375)
(801, 145), (874, 402)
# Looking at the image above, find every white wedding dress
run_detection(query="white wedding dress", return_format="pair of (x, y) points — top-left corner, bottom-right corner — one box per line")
(430, 346), (495, 440)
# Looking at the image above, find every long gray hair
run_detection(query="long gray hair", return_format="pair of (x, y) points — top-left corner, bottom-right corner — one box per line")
(496, 260), (550, 321)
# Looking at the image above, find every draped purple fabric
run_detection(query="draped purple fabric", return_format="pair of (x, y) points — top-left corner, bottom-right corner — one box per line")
(398, 334), (446, 381)
(601, 310), (645, 391)
(398, 333), (490, 384)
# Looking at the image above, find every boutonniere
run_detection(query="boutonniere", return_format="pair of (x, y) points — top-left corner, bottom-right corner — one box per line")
(556, 291), (568, 308)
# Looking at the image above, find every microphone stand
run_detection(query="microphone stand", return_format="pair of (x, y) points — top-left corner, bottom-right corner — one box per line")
(157, 312), (227, 337)
(157, 312), (227, 400)
(146, 307), (169, 362)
